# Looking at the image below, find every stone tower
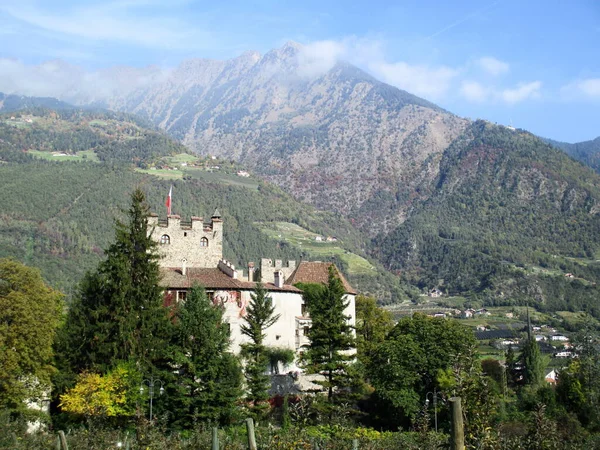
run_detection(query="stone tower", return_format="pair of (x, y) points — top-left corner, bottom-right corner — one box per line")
(148, 209), (223, 268)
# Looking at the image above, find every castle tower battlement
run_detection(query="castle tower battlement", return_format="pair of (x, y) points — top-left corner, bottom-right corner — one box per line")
(149, 210), (223, 269)
(260, 259), (297, 284)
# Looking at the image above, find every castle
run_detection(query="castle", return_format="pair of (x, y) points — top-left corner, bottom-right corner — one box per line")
(148, 210), (356, 377)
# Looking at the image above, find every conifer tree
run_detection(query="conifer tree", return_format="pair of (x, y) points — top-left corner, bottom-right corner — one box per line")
(521, 338), (545, 388)
(240, 282), (280, 418)
(169, 285), (242, 428)
(299, 266), (355, 404)
(57, 188), (170, 376)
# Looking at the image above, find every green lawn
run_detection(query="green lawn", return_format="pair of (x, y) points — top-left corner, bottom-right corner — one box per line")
(166, 153), (199, 164)
(256, 221), (377, 276)
(184, 168), (259, 190)
(135, 168), (183, 179)
(27, 149), (99, 162)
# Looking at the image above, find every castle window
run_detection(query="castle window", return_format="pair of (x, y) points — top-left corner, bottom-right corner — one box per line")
(200, 237), (209, 247)
(184, 232), (187, 237)
(160, 234), (170, 245)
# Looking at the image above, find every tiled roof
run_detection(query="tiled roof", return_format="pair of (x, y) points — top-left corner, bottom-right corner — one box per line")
(160, 267), (302, 293)
(285, 262), (356, 294)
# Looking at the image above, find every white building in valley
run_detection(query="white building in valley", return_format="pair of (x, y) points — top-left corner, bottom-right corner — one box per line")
(150, 210), (357, 374)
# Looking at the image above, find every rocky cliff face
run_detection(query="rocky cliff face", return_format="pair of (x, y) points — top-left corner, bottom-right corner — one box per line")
(105, 42), (468, 236)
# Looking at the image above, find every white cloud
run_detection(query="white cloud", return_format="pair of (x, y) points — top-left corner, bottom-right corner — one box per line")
(0, 2), (213, 50)
(297, 38), (458, 100)
(371, 62), (459, 99)
(501, 81), (542, 104)
(561, 78), (600, 100)
(0, 58), (170, 103)
(460, 80), (489, 102)
(297, 40), (347, 78)
(459, 80), (542, 104)
(477, 56), (509, 76)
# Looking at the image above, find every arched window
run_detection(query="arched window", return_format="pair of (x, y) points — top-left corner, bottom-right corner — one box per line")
(200, 237), (209, 247)
(160, 234), (170, 245)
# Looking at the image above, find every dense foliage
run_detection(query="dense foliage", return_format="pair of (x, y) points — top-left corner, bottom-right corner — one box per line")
(373, 121), (600, 316)
(0, 259), (63, 416)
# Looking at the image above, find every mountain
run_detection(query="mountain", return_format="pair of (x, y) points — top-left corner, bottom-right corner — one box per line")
(100, 42), (468, 236)
(373, 121), (600, 315)
(0, 108), (405, 301)
(544, 136), (600, 172)
(4, 45), (600, 314)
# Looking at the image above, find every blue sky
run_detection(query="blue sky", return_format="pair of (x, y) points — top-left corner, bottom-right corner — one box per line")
(0, 0), (598, 142)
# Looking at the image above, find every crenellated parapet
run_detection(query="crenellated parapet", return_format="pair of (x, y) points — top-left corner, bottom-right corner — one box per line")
(149, 209), (223, 268)
(260, 258), (297, 284)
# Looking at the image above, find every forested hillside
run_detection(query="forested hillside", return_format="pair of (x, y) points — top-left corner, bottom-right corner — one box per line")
(373, 121), (600, 316)
(545, 136), (600, 172)
(0, 109), (401, 299)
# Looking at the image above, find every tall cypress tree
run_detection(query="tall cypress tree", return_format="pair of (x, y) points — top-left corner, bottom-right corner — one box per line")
(169, 285), (242, 428)
(299, 266), (356, 405)
(57, 188), (170, 376)
(240, 282), (280, 418)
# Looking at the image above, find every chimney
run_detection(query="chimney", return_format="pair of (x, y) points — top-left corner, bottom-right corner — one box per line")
(247, 262), (255, 282)
(182, 258), (187, 276)
(274, 270), (284, 288)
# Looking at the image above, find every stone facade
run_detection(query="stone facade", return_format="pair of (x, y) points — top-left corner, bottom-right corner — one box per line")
(148, 211), (223, 269)
(260, 258), (296, 284)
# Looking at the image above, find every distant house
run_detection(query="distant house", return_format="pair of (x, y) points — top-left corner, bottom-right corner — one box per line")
(535, 335), (546, 342)
(326, 236), (338, 242)
(545, 369), (557, 384)
(475, 308), (490, 316)
(237, 170), (250, 177)
(565, 273), (575, 278)
(432, 312), (446, 318)
(555, 351), (573, 358)
(462, 309), (475, 319)
(551, 335), (569, 342)
(429, 288), (443, 298)
(505, 312), (514, 319)
(476, 325), (488, 331)
(314, 236), (323, 242)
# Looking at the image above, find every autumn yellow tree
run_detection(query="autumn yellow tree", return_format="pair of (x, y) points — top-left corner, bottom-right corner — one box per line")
(60, 363), (141, 421)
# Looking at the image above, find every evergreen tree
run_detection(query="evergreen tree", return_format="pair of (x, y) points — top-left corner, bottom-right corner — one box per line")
(520, 338), (545, 388)
(57, 188), (171, 376)
(299, 266), (356, 405)
(169, 285), (242, 428)
(240, 282), (280, 418)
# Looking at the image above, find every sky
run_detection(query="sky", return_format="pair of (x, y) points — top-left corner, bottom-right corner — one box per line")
(0, 0), (598, 142)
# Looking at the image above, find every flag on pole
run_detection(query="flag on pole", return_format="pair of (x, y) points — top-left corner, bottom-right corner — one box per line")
(165, 186), (172, 216)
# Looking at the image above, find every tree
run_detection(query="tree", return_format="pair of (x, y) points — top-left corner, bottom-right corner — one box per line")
(0, 259), (63, 415)
(520, 338), (546, 388)
(56, 188), (172, 383)
(169, 285), (242, 428)
(299, 266), (356, 405)
(355, 295), (393, 371)
(240, 282), (280, 418)
(369, 313), (477, 426)
(59, 363), (141, 424)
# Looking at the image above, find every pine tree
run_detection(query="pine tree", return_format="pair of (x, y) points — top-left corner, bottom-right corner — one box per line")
(169, 285), (242, 428)
(521, 338), (545, 388)
(57, 188), (171, 375)
(240, 282), (280, 418)
(299, 266), (356, 405)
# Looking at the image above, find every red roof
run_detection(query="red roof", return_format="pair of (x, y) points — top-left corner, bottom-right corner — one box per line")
(160, 267), (301, 293)
(285, 262), (356, 294)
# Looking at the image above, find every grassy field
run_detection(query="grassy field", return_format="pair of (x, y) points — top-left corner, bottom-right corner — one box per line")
(27, 149), (99, 162)
(135, 168), (184, 179)
(256, 221), (377, 276)
(184, 168), (260, 190)
(166, 153), (199, 164)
